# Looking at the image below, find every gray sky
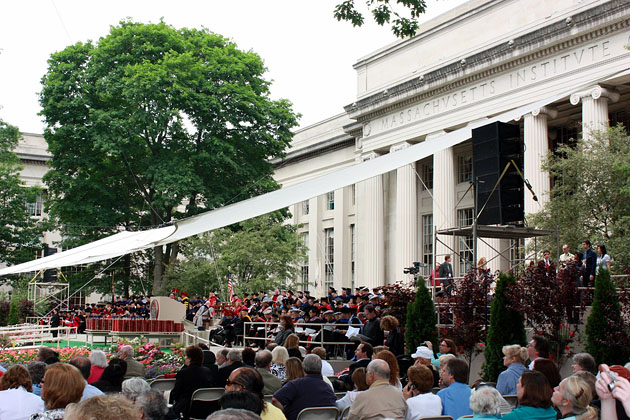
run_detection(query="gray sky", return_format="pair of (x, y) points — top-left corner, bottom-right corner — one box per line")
(0, 0), (467, 134)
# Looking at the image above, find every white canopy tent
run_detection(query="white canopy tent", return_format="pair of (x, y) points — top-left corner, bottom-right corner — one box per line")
(0, 71), (622, 277)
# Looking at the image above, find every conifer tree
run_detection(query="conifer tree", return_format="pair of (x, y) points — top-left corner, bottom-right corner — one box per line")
(585, 269), (629, 364)
(405, 278), (438, 352)
(482, 272), (526, 381)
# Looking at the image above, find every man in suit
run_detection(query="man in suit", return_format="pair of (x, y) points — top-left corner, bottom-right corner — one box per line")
(119, 345), (145, 379)
(255, 350), (282, 395)
(217, 349), (245, 387)
(341, 342), (373, 388)
(542, 249), (554, 276)
(169, 345), (214, 419)
(439, 255), (454, 296)
(582, 240), (597, 287)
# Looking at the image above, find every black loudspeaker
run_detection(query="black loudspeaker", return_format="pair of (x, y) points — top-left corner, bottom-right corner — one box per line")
(472, 122), (524, 225)
(43, 247), (58, 282)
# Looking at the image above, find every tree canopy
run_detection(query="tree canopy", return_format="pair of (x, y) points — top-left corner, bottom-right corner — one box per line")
(163, 214), (306, 299)
(334, 0), (427, 38)
(0, 120), (47, 268)
(531, 125), (630, 270)
(39, 21), (299, 293)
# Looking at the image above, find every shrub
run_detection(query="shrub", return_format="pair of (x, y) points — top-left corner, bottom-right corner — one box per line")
(405, 278), (438, 352)
(482, 272), (526, 382)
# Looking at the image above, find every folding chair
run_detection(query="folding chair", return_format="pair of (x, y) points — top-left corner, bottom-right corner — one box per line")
(503, 395), (518, 408)
(263, 395), (274, 403)
(189, 388), (225, 420)
(334, 392), (347, 400)
(339, 405), (351, 420)
(149, 378), (176, 392)
(418, 416), (453, 420)
(296, 406), (339, 420)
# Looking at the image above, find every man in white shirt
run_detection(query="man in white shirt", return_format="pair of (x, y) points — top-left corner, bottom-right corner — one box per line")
(311, 347), (335, 376)
(558, 244), (574, 271)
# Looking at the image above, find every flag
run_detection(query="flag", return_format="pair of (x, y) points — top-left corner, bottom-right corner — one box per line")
(228, 272), (234, 302)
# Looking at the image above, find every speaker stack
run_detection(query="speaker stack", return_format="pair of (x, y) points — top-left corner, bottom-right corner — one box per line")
(472, 122), (524, 226)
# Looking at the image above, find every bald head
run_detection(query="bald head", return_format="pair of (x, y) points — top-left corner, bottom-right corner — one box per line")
(367, 359), (390, 383)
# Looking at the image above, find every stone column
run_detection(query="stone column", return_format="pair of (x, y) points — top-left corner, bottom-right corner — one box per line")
(356, 152), (384, 289)
(391, 142), (418, 277)
(523, 107), (557, 216)
(308, 196), (322, 296)
(333, 187), (347, 290)
(570, 85), (619, 142)
(433, 146), (457, 262)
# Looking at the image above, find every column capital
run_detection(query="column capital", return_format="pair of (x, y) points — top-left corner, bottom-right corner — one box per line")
(570, 85), (620, 106)
(530, 106), (558, 119)
(389, 141), (412, 153)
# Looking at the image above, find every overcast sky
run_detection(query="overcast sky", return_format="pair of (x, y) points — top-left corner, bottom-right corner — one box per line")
(0, 0), (467, 134)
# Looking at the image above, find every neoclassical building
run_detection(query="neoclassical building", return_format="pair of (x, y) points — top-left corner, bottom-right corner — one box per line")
(274, 0), (630, 294)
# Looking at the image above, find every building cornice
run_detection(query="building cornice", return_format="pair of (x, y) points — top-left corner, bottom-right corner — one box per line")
(273, 134), (355, 167)
(345, 0), (630, 122)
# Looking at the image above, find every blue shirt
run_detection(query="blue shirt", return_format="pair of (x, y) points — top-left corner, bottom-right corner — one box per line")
(81, 381), (104, 400)
(438, 381), (472, 419)
(273, 374), (336, 420)
(496, 363), (526, 395)
(502, 406), (557, 420)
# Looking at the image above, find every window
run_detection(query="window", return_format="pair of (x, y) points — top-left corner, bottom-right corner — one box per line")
(300, 232), (309, 290)
(422, 215), (433, 277)
(302, 200), (309, 215)
(458, 155), (473, 183)
(458, 208), (474, 274)
(352, 184), (356, 206)
(327, 192), (334, 210)
(350, 224), (356, 289)
(27, 195), (43, 217)
(422, 162), (434, 190)
(510, 238), (526, 270)
(324, 228), (334, 289)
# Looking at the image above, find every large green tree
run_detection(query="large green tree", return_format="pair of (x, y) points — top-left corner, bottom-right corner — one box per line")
(531, 126), (630, 270)
(39, 21), (298, 294)
(163, 214), (306, 299)
(0, 120), (47, 267)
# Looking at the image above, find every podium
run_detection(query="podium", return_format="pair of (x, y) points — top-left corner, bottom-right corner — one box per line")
(150, 297), (186, 322)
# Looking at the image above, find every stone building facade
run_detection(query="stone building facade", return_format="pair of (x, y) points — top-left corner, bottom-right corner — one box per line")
(273, 0), (630, 295)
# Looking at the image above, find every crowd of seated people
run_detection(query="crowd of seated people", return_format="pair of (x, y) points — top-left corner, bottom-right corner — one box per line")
(1, 333), (630, 420)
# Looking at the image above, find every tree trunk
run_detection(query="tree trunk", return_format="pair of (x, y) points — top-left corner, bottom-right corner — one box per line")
(153, 245), (164, 295)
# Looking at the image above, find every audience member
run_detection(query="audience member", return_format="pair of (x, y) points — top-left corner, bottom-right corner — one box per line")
(469, 386), (503, 420)
(437, 358), (472, 419)
(0, 364), (45, 420)
(169, 345), (213, 420)
(224, 367), (286, 420)
(496, 345), (528, 395)
(135, 390), (169, 420)
(348, 359), (406, 420)
(27, 361), (47, 397)
(283, 335), (302, 360)
(207, 408), (261, 420)
(274, 315), (294, 346)
(92, 358), (127, 393)
(336, 368), (368, 412)
(411, 346), (440, 387)
(571, 353), (597, 375)
(403, 365), (441, 420)
(552, 376), (597, 420)
(284, 358), (305, 383)
(242, 348), (256, 368)
(254, 350), (282, 395)
(88, 350), (108, 384)
(311, 347), (334, 377)
(218, 349), (246, 387)
(270, 347), (289, 382)
(381, 315), (404, 356)
(502, 371), (555, 420)
(572, 371), (597, 401)
(121, 377), (150, 402)
(527, 336), (550, 370)
(533, 358), (561, 390)
(341, 342), (372, 388)
(64, 394), (141, 420)
(595, 363), (630, 420)
(272, 354), (336, 420)
(362, 305), (384, 347)
(426, 339), (457, 369)
(373, 349), (401, 389)
(30, 363), (85, 420)
(36, 347), (59, 365)
(119, 345), (146, 379)
(68, 356), (104, 401)
(217, 349), (230, 368)
(219, 391), (263, 415)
